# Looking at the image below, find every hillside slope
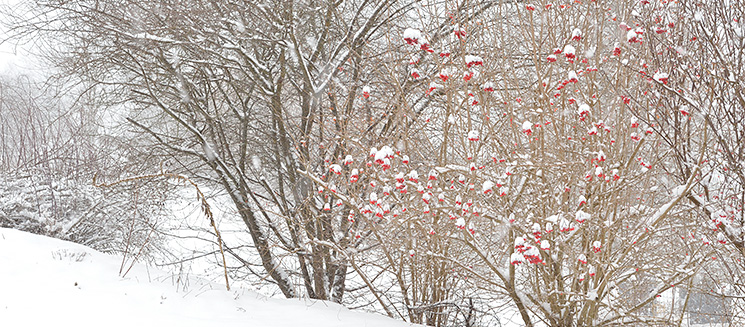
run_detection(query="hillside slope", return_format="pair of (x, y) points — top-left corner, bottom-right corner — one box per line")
(0, 228), (417, 327)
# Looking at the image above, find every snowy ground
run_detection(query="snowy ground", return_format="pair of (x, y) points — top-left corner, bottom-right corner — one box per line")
(0, 228), (420, 327)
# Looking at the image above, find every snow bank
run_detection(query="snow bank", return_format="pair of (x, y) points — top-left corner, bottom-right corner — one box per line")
(0, 228), (418, 327)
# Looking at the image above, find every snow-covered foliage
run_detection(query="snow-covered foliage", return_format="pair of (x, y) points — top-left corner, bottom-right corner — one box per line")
(0, 175), (96, 240)
(0, 173), (171, 256)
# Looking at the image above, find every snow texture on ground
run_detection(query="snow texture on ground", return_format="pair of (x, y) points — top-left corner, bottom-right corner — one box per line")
(0, 228), (419, 327)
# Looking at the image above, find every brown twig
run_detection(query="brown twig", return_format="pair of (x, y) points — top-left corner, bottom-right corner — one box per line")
(94, 170), (231, 291)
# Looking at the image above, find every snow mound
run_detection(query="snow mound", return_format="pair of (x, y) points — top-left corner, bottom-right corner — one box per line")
(0, 228), (418, 327)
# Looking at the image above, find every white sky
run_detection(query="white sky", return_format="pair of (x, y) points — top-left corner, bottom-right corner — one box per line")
(0, 41), (31, 73)
(0, 0), (42, 75)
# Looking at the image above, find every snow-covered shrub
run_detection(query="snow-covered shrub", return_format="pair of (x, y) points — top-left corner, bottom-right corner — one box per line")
(1, 174), (98, 243)
(7, 0), (745, 325)
(0, 172), (170, 258)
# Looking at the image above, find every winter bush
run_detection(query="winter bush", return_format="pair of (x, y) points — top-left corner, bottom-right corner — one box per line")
(0, 172), (170, 260)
